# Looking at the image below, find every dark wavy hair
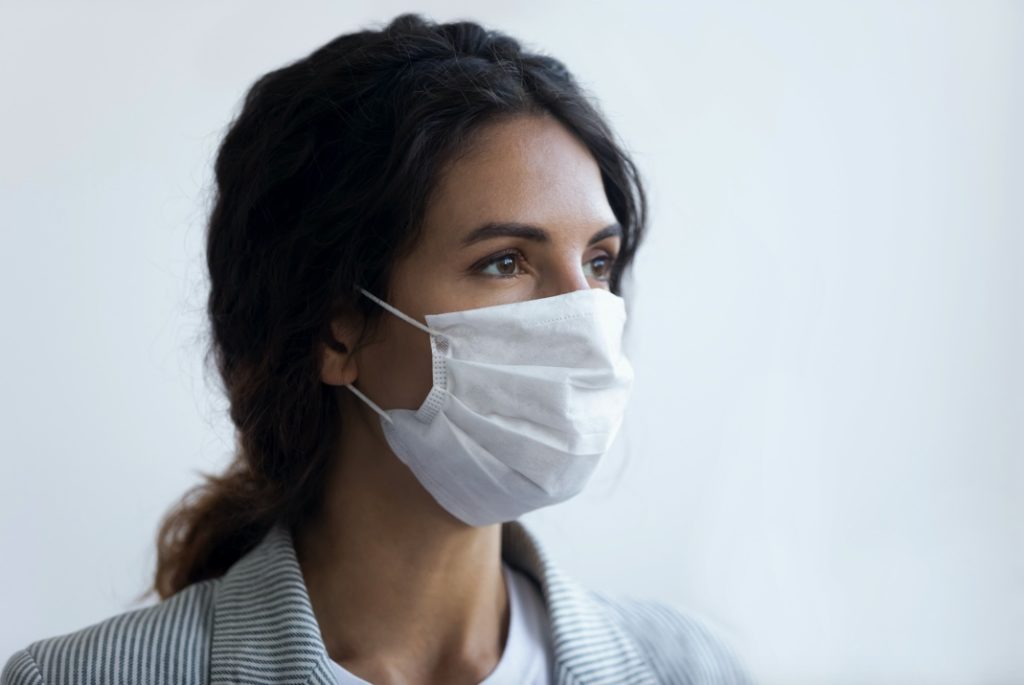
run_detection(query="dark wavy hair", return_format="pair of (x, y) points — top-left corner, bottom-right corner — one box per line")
(149, 12), (648, 600)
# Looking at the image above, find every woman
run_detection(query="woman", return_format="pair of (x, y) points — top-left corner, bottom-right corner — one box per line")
(2, 13), (751, 685)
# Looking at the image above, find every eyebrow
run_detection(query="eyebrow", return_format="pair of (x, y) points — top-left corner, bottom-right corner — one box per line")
(460, 221), (622, 247)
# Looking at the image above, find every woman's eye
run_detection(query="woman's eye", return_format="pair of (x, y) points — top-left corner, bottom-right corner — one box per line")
(479, 252), (525, 277)
(584, 255), (615, 282)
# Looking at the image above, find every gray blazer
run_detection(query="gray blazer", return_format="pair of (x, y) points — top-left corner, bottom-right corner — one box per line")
(2, 520), (752, 684)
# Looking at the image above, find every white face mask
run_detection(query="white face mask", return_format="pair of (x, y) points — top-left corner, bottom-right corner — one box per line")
(345, 286), (634, 526)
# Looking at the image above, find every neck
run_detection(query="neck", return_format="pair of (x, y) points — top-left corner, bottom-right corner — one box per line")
(293, 393), (509, 683)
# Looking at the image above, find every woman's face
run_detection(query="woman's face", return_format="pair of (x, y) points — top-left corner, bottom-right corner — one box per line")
(347, 113), (621, 413)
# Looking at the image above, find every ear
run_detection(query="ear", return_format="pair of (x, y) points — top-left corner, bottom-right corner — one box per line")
(320, 313), (362, 387)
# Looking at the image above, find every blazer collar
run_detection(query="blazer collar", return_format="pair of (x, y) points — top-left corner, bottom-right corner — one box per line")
(210, 520), (656, 685)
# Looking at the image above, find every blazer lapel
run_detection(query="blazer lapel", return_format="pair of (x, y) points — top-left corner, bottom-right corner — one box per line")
(502, 520), (658, 685)
(209, 520), (657, 685)
(209, 524), (334, 685)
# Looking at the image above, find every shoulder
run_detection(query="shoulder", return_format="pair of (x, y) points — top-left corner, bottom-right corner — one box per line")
(590, 591), (755, 685)
(1, 578), (218, 685)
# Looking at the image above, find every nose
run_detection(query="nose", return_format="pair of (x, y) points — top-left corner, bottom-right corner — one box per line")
(543, 256), (591, 298)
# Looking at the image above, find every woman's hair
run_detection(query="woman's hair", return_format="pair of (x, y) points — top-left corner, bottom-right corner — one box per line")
(150, 12), (648, 600)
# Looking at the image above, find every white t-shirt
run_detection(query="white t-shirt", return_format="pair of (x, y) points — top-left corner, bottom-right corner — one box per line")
(329, 561), (554, 685)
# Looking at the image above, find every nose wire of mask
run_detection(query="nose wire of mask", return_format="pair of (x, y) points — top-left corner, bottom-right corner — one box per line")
(343, 288), (442, 425)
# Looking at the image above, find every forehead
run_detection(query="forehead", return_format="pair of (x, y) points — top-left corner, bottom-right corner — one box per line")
(419, 114), (614, 247)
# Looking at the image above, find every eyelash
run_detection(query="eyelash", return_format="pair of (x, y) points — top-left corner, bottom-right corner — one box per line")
(473, 249), (526, 278)
(472, 249), (618, 280)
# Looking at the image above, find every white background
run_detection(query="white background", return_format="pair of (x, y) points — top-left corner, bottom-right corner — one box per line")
(1, 2), (1021, 684)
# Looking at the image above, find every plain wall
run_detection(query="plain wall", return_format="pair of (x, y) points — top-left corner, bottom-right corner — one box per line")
(1, 2), (1021, 684)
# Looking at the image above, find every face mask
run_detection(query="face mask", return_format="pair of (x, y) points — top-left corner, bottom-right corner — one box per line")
(345, 286), (634, 526)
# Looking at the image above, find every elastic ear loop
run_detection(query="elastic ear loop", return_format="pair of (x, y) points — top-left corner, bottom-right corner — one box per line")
(344, 288), (445, 425)
(345, 383), (394, 425)
(356, 288), (443, 337)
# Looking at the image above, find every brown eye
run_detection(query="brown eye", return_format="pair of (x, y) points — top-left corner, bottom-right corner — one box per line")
(479, 251), (525, 278)
(495, 255), (518, 275)
(585, 255), (614, 281)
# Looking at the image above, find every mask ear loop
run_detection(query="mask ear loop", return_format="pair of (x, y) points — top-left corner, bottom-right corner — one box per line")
(357, 288), (443, 337)
(345, 382), (394, 424)
(343, 288), (446, 425)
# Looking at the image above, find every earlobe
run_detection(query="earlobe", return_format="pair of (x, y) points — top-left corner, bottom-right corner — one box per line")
(320, 318), (360, 387)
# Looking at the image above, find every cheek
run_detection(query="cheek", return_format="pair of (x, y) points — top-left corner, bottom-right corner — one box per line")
(356, 316), (435, 411)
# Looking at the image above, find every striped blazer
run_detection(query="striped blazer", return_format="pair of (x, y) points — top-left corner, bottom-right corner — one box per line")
(2, 520), (753, 684)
